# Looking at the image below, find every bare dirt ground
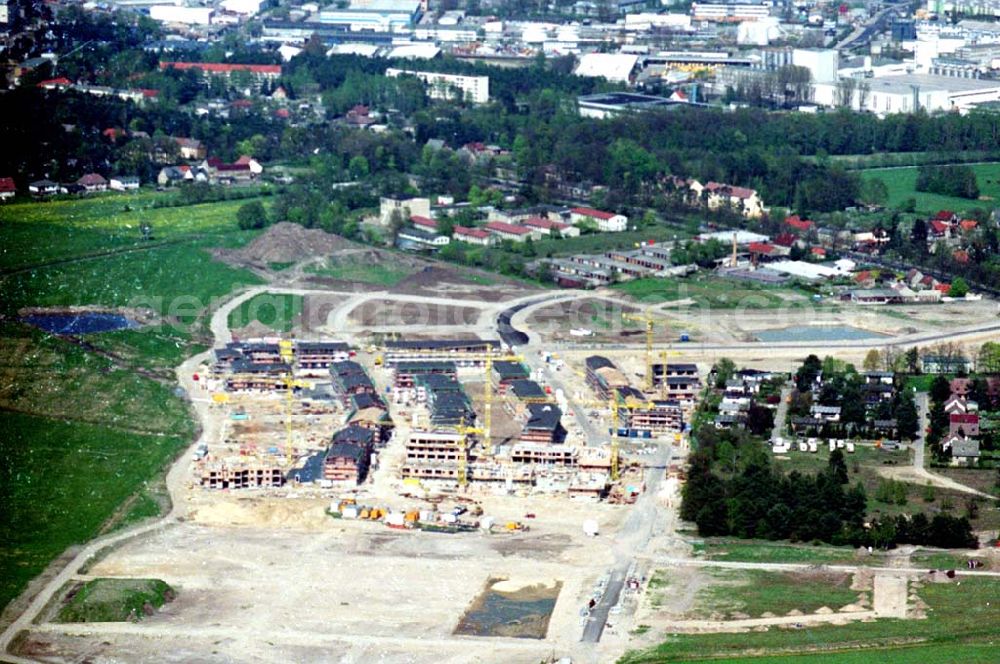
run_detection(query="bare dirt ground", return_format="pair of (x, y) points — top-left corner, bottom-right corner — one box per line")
(20, 494), (627, 664)
(214, 222), (359, 268)
(389, 266), (539, 302)
(349, 299), (480, 327)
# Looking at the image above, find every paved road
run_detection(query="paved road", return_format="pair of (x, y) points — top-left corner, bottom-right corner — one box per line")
(914, 391), (928, 471)
(640, 556), (1000, 578)
(582, 444), (672, 642)
(771, 384), (792, 442)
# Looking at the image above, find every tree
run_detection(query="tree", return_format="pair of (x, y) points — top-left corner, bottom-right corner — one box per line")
(930, 375), (952, 404)
(237, 201), (269, 230)
(948, 277), (969, 298)
(713, 358), (737, 389)
(863, 349), (881, 371)
(896, 391), (920, 440)
(828, 449), (849, 484)
(904, 347), (920, 374)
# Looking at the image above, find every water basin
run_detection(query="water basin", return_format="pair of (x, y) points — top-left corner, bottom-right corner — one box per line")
(23, 312), (141, 335)
(755, 325), (888, 343)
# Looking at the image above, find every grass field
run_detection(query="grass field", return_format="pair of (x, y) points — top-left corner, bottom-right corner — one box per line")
(55, 578), (174, 623)
(1, 238), (262, 323)
(614, 275), (831, 310)
(83, 325), (209, 374)
(228, 293), (303, 332)
(858, 163), (1000, 214)
(690, 569), (859, 619)
(620, 577), (1000, 663)
(306, 257), (415, 286)
(0, 191), (268, 272)
(0, 412), (189, 612)
(695, 539), (861, 566)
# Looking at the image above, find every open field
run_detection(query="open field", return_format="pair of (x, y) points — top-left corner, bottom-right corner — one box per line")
(613, 275), (832, 310)
(305, 256), (416, 286)
(620, 576), (1000, 663)
(55, 578), (174, 623)
(858, 163), (1000, 214)
(688, 568), (859, 619)
(694, 539), (862, 566)
(82, 325), (209, 374)
(1, 238), (262, 322)
(0, 411), (189, 612)
(694, 642), (1000, 664)
(0, 191), (269, 272)
(531, 225), (693, 258)
(228, 293), (303, 332)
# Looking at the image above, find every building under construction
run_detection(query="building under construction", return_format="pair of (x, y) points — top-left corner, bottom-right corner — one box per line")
(383, 338), (502, 366)
(401, 430), (472, 481)
(199, 462), (286, 489)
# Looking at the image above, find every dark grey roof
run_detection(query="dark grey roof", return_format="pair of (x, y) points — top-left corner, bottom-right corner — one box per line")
(231, 359), (289, 374)
(494, 360), (529, 379)
(415, 373), (462, 391)
(332, 424), (375, 447)
(391, 360), (457, 373)
(326, 442), (367, 463)
(509, 379), (546, 400)
(351, 392), (385, 410)
(586, 355), (615, 371)
(330, 360), (365, 376)
(297, 341), (350, 352)
(386, 339), (500, 350)
(525, 403), (562, 432)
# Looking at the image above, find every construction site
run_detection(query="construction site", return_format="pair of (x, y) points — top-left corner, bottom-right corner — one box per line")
(195, 326), (693, 512)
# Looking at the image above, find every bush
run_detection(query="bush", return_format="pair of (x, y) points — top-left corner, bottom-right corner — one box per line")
(915, 164), (980, 199)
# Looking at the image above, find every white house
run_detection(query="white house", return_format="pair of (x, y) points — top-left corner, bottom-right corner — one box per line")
(484, 220), (539, 243)
(522, 216), (580, 238)
(109, 175), (140, 191)
(397, 226), (450, 250)
(453, 225), (496, 246)
(569, 207), (627, 232)
(379, 196), (431, 226)
(703, 182), (765, 218)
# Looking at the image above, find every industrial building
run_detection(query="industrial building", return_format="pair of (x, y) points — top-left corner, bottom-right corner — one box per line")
(318, 0), (423, 32)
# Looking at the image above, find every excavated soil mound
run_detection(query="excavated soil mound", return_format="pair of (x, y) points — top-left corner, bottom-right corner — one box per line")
(218, 222), (356, 266)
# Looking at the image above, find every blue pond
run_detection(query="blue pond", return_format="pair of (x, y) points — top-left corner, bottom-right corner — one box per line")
(756, 325), (887, 343)
(23, 313), (141, 335)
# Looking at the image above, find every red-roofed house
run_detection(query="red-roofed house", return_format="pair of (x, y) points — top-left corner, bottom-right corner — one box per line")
(959, 219), (978, 232)
(453, 225), (496, 246)
(811, 247), (827, 258)
(76, 173), (108, 192)
(748, 242), (778, 259)
(103, 127), (126, 141)
(411, 215), (437, 232)
(37, 77), (72, 89)
(485, 221), (539, 243)
(928, 220), (950, 238)
(773, 232), (797, 247)
(953, 249), (970, 264)
(785, 215), (814, 232)
(949, 413), (980, 437)
(934, 210), (957, 223)
(522, 216), (580, 238)
(568, 207), (627, 232)
(703, 182), (765, 218)
(935, 283), (951, 294)
(854, 270), (875, 287)
(274, 108), (290, 119)
(0, 177), (16, 201)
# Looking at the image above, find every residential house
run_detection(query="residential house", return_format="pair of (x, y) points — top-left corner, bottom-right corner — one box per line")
(703, 182), (765, 218)
(943, 435), (980, 465)
(323, 426), (375, 483)
(174, 137), (207, 160)
(811, 404), (842, 422)
(157, 165), (194, 186)
(922, 353), (971, 374)
(949, 413), (980, 438)
(0, 177), (15, 201)
(569, 207), (628, 232)
(379, 196), (431, 226)
(396, 225), (450, 251)
(28, 179), (61, 196)
(452, 225), (496, 246)
(521, 216), (580, 238)
(109, 175), (140, 191)
(785, 215), (813, 233)
(484, 221), (539, 243)
(410, 215), (438, 232)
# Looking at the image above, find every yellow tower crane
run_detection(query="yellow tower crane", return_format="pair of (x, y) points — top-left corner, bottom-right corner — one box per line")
(622, 312), (657, 392)
(575, 393), (651, 480)
(278, 339), (312, 467)
(453, 420), (483, 487)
